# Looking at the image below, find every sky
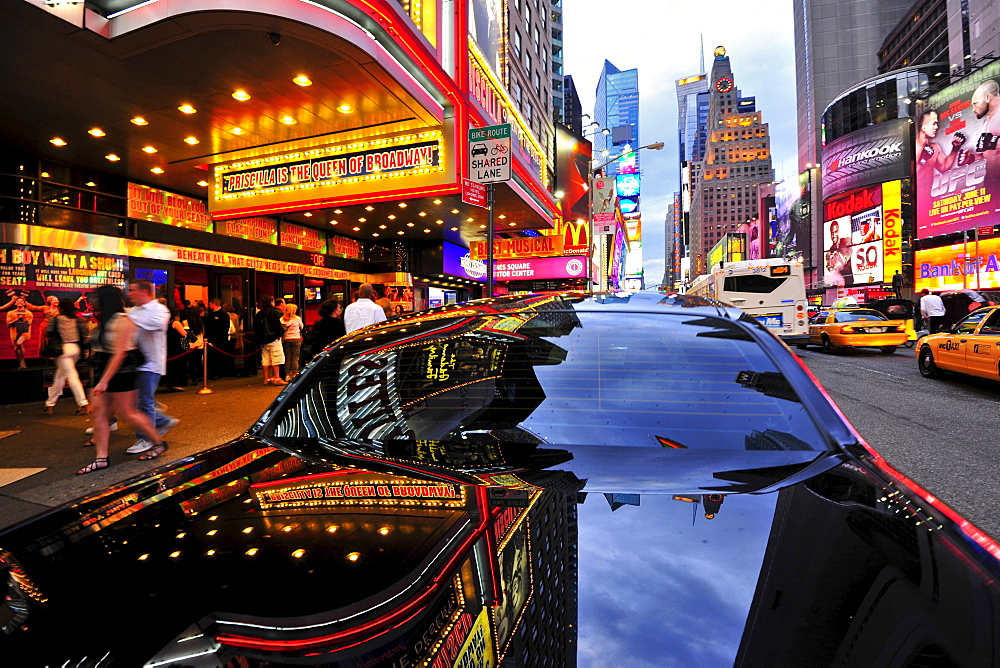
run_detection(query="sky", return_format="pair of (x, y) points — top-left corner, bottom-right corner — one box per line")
(561, 1), (799, 284)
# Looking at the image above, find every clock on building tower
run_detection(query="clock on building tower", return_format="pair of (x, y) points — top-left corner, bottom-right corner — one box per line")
(716, 77), (733, 93)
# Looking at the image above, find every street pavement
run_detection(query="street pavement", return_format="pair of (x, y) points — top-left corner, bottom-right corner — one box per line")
(0, 376), (283, 531)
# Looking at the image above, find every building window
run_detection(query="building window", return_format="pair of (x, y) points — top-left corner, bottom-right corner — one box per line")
(534, 27), (540, 53)
(513, 81), (522, 106)
(524, 52), (531, 73)
(534, 71), (540, 94)
(525, 5), (531, 28)
(514, 31), (521, 56)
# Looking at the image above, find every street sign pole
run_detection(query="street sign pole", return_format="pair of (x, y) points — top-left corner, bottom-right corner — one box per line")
(487, 183), (495, 297)
(467, 123), (511, 298)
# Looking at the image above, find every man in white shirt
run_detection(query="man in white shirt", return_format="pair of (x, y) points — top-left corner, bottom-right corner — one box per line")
(126, 280), (179, 454)
(344, 283), (387, 333)
(919, 288), (947, 333)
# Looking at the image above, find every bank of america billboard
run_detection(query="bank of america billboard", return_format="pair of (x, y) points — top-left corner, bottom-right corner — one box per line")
(917, 59), (1000, 239)
(822, 118), (911, 197)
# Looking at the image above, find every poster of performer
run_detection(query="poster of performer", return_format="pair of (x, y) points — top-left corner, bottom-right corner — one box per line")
(0, 245), (127, 365)
(917, 60), (1000, 239)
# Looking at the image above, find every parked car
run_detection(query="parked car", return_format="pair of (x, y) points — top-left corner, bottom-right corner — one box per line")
(866, 298), (918, 347)
(802, 307), (909, 354)
(917, 304), (1000, 381)
(2, 292), (999, 666)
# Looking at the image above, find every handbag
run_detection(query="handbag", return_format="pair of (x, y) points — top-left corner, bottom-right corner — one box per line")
(40, 323), (63, 359)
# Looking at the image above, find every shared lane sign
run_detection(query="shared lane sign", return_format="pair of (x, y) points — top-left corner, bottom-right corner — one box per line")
(468, 124), (511, 184)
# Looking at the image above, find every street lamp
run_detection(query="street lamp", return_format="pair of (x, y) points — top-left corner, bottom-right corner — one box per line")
(588, 142), (665, 293)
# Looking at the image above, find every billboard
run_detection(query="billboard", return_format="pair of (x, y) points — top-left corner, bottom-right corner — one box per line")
(0, 244), (127, 361)
(917, 60), (1000, 239)
(443, 241), (487, 281)
(822, 181), (902, 287)
(822, 118), (911, 197)
(915, 235), (1000, 291)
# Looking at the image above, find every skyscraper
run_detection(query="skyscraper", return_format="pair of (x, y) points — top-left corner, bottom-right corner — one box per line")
(594, 60), (639, 178)
(793, 0), (914, 172)
(594, 60), (642, 287)
(689, 47), (774, 277)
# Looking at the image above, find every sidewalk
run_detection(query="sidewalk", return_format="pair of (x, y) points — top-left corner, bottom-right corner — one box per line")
(0, 376), (286, 531)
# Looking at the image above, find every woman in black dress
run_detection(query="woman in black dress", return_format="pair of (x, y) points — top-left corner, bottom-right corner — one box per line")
(307, 299), (345, 360)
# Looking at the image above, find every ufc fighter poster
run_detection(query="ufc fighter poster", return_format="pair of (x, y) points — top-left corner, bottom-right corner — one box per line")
(917, 60), (1000, 239)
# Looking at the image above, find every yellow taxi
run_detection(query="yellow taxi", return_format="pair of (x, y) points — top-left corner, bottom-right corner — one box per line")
(917, 305), (1000, 380)
(800, 308), (909, 354)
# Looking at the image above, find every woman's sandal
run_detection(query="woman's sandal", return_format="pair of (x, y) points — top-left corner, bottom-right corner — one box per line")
(77, 457), (108, 475)
(74, 405), (91, 415)
(139, 441), (168, 461)
(83, 439), (95, 447)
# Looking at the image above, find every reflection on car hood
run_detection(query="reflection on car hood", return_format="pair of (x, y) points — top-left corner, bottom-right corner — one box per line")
(1, 292), (998, 666)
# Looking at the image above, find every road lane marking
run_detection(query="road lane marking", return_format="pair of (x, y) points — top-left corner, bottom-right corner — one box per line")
(0, 468), (46, 488)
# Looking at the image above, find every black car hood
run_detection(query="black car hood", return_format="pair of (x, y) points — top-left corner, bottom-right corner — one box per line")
(1, 439), (998, 667)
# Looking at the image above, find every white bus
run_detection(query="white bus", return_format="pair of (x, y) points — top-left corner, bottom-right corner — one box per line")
(687, 259), (809, 344)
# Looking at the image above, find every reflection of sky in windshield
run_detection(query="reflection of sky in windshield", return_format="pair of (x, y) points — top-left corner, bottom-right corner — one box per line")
(576, 492), (777, 667)
(521, 314), (824, 451)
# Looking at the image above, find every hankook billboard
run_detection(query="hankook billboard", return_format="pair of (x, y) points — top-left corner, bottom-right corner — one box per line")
(822, 119), (911, 197)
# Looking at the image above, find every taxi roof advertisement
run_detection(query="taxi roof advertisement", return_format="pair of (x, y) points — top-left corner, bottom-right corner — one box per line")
(917, 60), (1000, 239)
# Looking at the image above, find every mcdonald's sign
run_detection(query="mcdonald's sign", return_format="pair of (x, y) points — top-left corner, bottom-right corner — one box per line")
(562, 219), (590, 255)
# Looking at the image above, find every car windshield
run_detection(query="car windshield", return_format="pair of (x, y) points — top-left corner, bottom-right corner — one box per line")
(258, 299), (828, 454)
(834, 310), (888, 322)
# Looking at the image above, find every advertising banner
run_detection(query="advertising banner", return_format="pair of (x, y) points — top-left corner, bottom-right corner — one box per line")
(469, 236), (563, 260)
(280, 221), (327, 254)
(330, 235), (363, 260)
(0, 244), (127, 361)
(823, 183), (892, 287)
(822, 118), (911, 197)
(215, 216), (277, 245)
(127, 183), (212, 232)
(493, 255), (590, 281)
(592, 177), (617, 235)
(915, 235), (1000, 291)
(443, 241), (487, 282)
(917, 60), (1000, 239)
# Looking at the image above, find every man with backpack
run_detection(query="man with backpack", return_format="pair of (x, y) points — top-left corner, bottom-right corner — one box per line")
(255, 295), (286, 385)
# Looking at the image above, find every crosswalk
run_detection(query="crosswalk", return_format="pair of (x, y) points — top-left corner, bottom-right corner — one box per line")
(0, 430), (44, 488)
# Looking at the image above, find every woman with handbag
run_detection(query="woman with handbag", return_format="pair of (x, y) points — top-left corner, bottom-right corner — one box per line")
(42, 299), (90, 415)
(78, 285), (167, 475)
(163, 307), (189, 391)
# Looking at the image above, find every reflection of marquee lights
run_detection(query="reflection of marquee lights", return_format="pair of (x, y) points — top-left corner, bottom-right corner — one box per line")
(255, 478), (468, 509)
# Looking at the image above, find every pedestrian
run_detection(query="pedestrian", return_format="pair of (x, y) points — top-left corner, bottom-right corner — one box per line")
(203, 298), (230, 379)
(919, 288), (946, 333)
(42, 298), (90, 415)
(308, 299), (346, 358)
(280, 302), (304, 380)
(343, 283), (387, 333)
(183, 303), (205, 385)
(163, 306), (188, 391)
(891, 270), (904, 299)
(124, 279), (179, 456)
(255, 295), (286, 385)
(78, 285), (167, 475)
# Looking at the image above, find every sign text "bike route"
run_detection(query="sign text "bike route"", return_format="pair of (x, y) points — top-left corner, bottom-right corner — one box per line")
(468, 123), (511, 184)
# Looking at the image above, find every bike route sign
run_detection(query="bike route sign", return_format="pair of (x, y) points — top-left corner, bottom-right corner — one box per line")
(468, 124), (511, 184)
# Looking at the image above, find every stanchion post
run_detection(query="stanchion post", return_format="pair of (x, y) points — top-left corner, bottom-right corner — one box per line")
(197, 342), (213, 394)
